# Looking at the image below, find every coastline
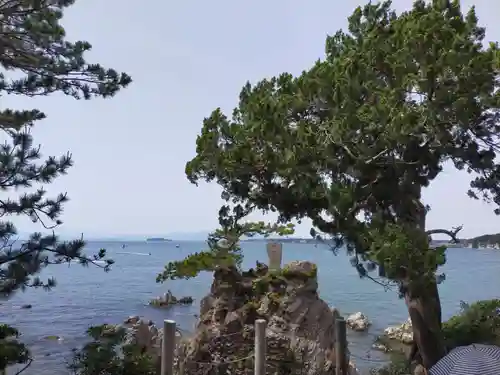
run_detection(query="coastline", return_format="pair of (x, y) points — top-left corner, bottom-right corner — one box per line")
(5, 242), (500, 374)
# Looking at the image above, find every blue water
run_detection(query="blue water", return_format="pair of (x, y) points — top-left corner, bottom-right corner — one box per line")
(4, 241), (500, 375)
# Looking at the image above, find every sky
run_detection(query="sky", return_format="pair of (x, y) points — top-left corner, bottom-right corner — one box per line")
(5, 0), (500, 239)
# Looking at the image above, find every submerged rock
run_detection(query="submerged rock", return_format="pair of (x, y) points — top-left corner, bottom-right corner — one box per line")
(44, 335), (63, 341)
(346, 312), (371, 332)
(371, 342), (390, 352)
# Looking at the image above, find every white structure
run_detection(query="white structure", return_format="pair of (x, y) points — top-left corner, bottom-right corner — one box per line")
(266, 242), (283, 270)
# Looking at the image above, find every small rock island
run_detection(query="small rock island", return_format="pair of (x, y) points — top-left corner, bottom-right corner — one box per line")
(149, 290), (193, 308)
(121, 261), (360, 375)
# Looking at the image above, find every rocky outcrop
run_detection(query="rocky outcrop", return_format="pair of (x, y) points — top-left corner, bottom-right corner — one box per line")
(124, 315), (140, 325)
(149, 290), (194, 308)
(384, 318), (413, 344)
(346, 312), (371, 332)
(102, 318), (182, 359)
(124, 318), (163, 356)
(372, 318), (414, 354)
(174, 261), (359, 375)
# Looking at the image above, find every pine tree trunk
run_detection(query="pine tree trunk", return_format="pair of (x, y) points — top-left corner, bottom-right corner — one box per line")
(397, 193), (447, 369)
(404, 279), (446, 369)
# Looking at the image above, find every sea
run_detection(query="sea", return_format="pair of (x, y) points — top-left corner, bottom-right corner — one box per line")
(4, 241), (500, 375)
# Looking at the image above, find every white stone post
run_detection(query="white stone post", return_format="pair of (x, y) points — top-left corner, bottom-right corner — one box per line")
(266, 242), (283, 271)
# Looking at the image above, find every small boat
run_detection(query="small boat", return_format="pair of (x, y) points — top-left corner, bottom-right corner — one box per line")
(175, 244), (180, 248)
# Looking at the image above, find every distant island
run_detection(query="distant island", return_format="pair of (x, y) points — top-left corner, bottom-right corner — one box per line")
(146, 237), (172, 242)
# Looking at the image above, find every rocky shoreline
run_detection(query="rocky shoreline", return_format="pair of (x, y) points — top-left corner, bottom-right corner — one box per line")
(92, 261), (366, 375)
(343, 312), (413, 355)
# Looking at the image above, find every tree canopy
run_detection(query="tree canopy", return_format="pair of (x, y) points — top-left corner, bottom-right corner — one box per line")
(185, 0), (500, 288)
(181, 0), (500, 369)
(0, 0), (131, 373)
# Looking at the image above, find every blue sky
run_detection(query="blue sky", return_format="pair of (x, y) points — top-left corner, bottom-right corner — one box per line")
(6, 0), (500, 239)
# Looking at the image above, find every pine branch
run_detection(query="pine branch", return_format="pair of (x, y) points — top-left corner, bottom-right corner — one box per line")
(157, 204), (294, 282)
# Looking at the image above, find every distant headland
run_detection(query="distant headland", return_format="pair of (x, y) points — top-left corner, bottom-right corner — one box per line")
(242, 237), (322, 244)
(461, 233), (500, 249)
(146, 237), (172, 242)
(244, 235), (500, 250)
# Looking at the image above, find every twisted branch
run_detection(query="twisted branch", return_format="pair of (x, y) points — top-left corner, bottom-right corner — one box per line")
(426, 225), (463, 243)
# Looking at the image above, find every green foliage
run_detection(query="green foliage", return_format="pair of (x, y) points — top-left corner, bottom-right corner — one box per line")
(0, 0), (131, 107)
(0, 0), (131, 373)
(68, 325), (157, 375)
(281, 262), (318, 279)
(157, 204), (294, 282)
(0, 325), (30, 371)
(372, 299), (500, 374)
(184, 1), (500, 367)
(251, 269), (287, 296)
(443, 299), (500, 349)
(369, 353), (411, 375)
(184, 0), (500, 289)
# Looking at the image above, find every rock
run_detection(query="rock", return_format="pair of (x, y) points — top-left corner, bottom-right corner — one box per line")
(149, 290), (194, 308)
(346, 312), (371, 332)
(21, 304), (32, 309)
(124, 315), (140, 325)
(44, 335), (62, 341)
(384, 318), (414, 344)
(123, 317), (181, 358)
(371, 342), (390, 352)
(178, 296), (194, 304)
(371, 318), (414, 355)
(173, 261), (356, 375)
(349, 362), (361, 375)
(414, 364), (426, 375)
(101, 324), (123, 337)
(372, 334), (412, 355)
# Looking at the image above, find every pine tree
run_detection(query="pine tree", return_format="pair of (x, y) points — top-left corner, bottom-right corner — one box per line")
(181, 0), (500, 369)
(0, 0), (131, 372)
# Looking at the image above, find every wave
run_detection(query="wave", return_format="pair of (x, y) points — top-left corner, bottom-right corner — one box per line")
(116, 251), (150, 256)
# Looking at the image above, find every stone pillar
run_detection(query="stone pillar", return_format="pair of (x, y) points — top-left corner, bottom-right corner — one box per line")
(266, 242), (283, 271)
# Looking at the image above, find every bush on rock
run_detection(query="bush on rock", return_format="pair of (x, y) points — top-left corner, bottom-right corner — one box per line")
(443, 299), (500, 350)
(369, 353), (411, 375)
(69, 325), (157, 375)
(371, 299), (500, 375)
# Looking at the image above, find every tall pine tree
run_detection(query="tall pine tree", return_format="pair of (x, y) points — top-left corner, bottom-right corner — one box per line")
(0, 0), (131, 372)
(181, 0), (500, 369)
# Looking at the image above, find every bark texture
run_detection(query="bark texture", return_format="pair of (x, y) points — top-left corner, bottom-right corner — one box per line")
(404, 280), (446, 369)
(402, 197), (447, 369)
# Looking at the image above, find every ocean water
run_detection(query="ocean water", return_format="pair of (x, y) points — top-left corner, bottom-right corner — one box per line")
(4, 241), (500, 375)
